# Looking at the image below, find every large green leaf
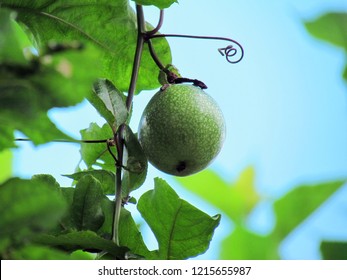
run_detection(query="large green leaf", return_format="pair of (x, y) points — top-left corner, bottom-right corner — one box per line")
(137, 178), (220, 259)
(176, 167), (260, 224)
(71, 175), (105, 231)
(79, 123), (115, 171)
(320, 241), (347, 260)
(0, 177), (67, 239)
(90, 79), (129, 133)
(0, 9), (102, 150)
(1, 0), (172, 93)
(305, 13), (347, 50)
(220, 226), (279, 260)
(132, 0), (178, 10)
(272, 180), (346, 240)
(34, 230), (127, 258)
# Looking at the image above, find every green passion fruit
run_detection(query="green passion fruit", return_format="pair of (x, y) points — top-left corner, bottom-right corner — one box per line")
(138, 84), (226, 176)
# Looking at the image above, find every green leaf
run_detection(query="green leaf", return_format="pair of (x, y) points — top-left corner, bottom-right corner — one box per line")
(9, 245), (73, 260)
(97, 197), (153, 258)
(119, 208), (154, 259)
(272, 180), (346, 240)
(305, 13), (347, 50)
(137, 178), (220, 260)
(90, 79), (128, 132)
(34, 231), (127, 258)
(0, 149), (12, 183)
(79, 123), (115, 171)
(122, 125), (148, 196)
(321, 241), (347, 260)
(2, 0), (172, 93)
(220, 226), (279, 260)
(0, 177), (67, 239)
(0, 9), (27, 64)
(31, 174), (60, 189)
(71, 175), (105, 231)
(132, 0), (178, 10)
(64, 170), (115, 195)
(176, 167), (260, 224)
(0, 12), (101, 150)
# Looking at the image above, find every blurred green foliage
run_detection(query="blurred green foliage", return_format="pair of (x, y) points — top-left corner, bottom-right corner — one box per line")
(177, 168), (346, 259)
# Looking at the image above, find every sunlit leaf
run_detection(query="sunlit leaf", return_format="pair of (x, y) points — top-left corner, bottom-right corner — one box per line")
(71, 175), (105, 231)
(2, 0), (172, 93)
(137, 178), (220, 259)
(0, 149), (12, 183)
(90, 79), (128, 132)
(320, 241), (347, 260)
(305, 13), (347, 50)
(176, 167), (260, 224)
(220, 226), (279, 260)
(272, 180), (346, 240)
(0, 9), (101, 150)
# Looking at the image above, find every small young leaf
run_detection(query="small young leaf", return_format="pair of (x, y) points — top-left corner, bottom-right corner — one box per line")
(137, 178), (220, 260)
(122, 125), (148, 196)
(34, 231), (127, 258)
(272, 180), (346, 240)
(80, 123), (115, 171)
(64, 170), (115, 195)
(89, 79), (128, 132)
(321, 241), (347, 260)
(71, 175), (105, 231)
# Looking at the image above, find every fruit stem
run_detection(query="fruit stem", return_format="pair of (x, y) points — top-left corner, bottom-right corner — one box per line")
(112, 4), (146, 247)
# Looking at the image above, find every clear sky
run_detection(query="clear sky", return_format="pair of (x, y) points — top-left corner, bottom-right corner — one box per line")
(12, 0), (347, 259)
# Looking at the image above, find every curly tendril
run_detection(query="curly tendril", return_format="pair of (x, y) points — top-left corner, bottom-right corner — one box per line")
(218, 44), (243, 64)
(147, 33), (244, 64)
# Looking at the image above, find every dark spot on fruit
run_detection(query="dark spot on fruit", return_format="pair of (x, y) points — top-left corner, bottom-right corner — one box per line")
(176, 161), (186, 172)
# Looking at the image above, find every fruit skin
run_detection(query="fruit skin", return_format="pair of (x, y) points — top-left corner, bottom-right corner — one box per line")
(138, 84), (226, 176)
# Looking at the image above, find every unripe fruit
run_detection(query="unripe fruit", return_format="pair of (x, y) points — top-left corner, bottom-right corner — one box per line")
(138, 84), (226, 176)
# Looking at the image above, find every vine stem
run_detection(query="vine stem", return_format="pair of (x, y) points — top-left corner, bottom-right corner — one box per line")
(112, 4), (146, 246)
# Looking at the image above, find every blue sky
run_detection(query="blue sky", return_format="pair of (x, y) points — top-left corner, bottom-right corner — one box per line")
(12, 0), (347, 259)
